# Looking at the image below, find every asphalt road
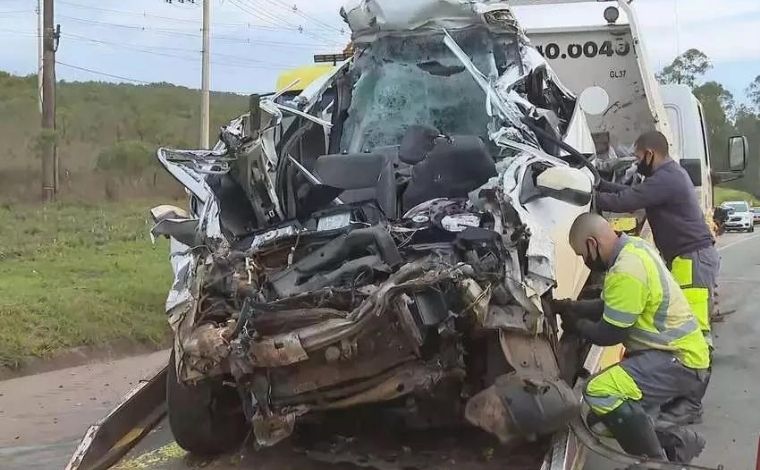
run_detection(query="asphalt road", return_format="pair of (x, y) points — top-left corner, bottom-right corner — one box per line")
(1, 232), (759, 470)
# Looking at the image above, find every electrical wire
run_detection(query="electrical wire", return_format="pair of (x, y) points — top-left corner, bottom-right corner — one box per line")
(57, 0), (300, 31)
(233, 0), (344, 45)
(59, 14), (338, 47)
(60, 32), (301, 69)
(265, 0), (345, 34)
(56, 61), (151, 83)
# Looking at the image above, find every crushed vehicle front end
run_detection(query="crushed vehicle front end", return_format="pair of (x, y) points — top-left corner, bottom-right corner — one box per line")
(151, 0), (601, 460)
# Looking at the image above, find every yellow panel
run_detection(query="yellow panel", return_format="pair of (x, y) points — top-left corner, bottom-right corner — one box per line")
(598, 344), (624, 369)
(276, 64), (336, 92)
(609, 217), (637, 233)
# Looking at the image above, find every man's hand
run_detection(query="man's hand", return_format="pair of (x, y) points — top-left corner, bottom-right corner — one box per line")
(550, 298), (575, 314)
(552, 298), (581, 333)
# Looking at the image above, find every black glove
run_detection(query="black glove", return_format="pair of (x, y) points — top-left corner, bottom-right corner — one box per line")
(551, 298), (575, 315)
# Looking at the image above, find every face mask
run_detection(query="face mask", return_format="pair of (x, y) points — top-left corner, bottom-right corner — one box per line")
(636, 151), (654, 177)
(584, 238), (607, 272)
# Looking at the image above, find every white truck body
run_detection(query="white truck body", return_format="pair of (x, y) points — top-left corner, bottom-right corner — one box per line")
(519, 0), (715, 214)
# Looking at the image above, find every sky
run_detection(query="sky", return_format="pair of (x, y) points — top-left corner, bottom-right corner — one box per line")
(0, 0), (758, 102)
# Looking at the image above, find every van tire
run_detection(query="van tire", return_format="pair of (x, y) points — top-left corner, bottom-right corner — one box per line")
(166, 351), (248, 455)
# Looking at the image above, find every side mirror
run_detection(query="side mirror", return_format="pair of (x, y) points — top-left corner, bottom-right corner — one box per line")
(714, 135), (749, 185)
(680, 159), (702, 187)
(536, 166), (593, 206)
(729, 135), (748, 172)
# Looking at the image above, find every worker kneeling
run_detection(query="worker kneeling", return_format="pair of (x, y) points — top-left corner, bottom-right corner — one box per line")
(557, 213), (710, 462)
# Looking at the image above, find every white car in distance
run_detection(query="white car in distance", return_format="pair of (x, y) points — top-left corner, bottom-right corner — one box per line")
(722, 200), (754, 233)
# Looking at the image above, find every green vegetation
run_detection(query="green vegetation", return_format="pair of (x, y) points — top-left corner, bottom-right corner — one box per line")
(0, 201), (173, 368)
(96, 140), (157, 174)
(657, 50), (760, 198)
(0, 71), (247, 202)
(714, 187), (760, 206)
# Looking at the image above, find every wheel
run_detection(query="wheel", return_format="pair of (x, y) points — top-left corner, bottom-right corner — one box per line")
(751, 225), (755, 233)
(167, 351), (248, 455)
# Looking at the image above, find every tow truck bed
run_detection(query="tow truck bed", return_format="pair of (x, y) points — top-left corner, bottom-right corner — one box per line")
(66, 367), (551, 470)
(112, 417), (550, 470)
(65, 345), (721, 470)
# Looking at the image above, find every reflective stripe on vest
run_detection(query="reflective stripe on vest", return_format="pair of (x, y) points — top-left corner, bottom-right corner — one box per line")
(604, 237), (709, 369)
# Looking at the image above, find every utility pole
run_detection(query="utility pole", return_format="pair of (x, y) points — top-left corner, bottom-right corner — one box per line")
(41, 0), (57, 202)
(36, 0), (43, 114)
(200, 0), (210, 148)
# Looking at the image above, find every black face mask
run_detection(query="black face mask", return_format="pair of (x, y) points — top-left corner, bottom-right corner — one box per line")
(636, 151), (654, 177)
(584, 238), (607, 272)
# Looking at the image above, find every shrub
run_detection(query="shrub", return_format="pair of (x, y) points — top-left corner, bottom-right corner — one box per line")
(96, 140), (157, 174)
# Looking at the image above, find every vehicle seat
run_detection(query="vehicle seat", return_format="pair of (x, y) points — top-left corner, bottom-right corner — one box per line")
(312, 150), (398, 218)
(402, 135), (496, 210)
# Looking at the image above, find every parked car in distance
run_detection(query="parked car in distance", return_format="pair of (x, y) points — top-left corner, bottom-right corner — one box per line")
(722, 200), (754, 232)
(752, 207), (760, 225)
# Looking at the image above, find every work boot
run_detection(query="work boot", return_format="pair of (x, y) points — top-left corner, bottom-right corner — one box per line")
(656, 426), (706, 463)
(598, 401), (666, 459)
(659, 398), (703, 426)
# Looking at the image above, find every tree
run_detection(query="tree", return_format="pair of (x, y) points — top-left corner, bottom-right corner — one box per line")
(657, 48), (712, 88)
(747, 75), (760, 113)
(693, 82), (736, 170)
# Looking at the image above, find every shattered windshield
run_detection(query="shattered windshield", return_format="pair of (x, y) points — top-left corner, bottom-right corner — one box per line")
(340, 28), (520, 153)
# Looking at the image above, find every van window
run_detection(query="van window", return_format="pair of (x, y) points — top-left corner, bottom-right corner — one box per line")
(665, 105), (683, 158)
(697, 103), (710, 166)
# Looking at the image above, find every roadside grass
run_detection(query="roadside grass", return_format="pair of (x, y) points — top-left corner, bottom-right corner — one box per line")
(0, 201), (174, 368)
(714, 187), (760, 206)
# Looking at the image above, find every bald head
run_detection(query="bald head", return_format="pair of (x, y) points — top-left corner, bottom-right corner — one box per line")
(569, 213), (619, 268)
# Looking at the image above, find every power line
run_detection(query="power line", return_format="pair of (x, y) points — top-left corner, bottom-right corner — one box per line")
(57, 0), (300, 31)
(231, 0), (343, 45)
(56, 61), (151, 84)
(59, 14), (338, 47)
(60, 32), (301, 68)
(265, 0), (345, 34)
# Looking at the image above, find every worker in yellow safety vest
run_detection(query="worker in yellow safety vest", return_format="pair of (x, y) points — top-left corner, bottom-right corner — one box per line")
(553, 213), (710, 463)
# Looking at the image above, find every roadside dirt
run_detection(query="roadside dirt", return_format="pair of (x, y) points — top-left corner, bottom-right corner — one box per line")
(0, 338), (169, 381)
(0, 349), (168, 448)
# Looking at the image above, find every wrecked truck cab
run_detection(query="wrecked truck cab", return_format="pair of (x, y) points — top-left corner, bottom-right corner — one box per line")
(153, 0), (600, 458)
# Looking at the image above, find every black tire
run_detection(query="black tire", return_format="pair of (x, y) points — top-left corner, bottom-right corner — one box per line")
(751, 225), (755, 233)
(167, 351), (248, 455)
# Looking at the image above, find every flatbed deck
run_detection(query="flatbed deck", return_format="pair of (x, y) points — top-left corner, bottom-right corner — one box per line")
(111, 416), (549, 470)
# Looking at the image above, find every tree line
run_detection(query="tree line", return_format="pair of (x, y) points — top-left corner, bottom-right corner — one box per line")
(0, 72), (247, 201)
(658, 49), (760, 196)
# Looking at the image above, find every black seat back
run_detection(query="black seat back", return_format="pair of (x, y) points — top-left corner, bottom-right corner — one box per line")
(313, 150), (398, 218)
(402, 135), (496, 210)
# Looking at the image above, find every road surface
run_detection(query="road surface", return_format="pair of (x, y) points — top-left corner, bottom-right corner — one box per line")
(1, 232), (759, 470)
(0, 350), (168, 470)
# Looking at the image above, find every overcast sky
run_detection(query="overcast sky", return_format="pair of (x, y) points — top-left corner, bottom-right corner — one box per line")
(0, 0), (758, 102)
